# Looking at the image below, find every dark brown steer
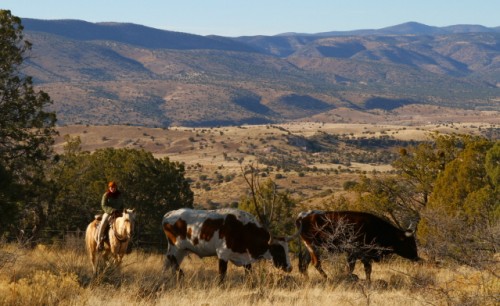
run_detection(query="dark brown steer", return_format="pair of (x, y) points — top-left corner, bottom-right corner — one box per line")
(296, 210), (419, 281)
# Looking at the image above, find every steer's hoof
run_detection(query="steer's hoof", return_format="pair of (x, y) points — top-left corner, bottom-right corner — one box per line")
(346, 273), (359, 282)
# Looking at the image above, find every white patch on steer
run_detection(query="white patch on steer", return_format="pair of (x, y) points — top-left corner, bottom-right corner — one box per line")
(298, 210), (324, 219)
(212, 208), (261, 225)
(164, 208), (260, 227)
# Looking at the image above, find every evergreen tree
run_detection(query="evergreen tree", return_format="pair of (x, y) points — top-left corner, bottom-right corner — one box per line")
(392, 133), (461, 207)
(418, 136), (499, 266)
(352, 175), (419, 229)
(352, 133), (468, 228)
(352, 134), (499, 267)
(0, 10), (57, 239)
(47, 143), (193, 246)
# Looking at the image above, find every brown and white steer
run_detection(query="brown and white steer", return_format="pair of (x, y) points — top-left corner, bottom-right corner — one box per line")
(162, 208), (292, 282)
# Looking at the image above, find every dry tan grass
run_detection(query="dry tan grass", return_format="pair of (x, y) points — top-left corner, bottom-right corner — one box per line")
(1, 243), (498, 305)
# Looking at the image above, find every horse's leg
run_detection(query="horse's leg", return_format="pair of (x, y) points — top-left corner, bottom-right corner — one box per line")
(95, 250), (107, 275)
(86, 221), (99, 276)
(90, 249), (97, 276)
(116, 243), (126, 266)
(107, 228), (118, 267)
(116, 245), (126, 268)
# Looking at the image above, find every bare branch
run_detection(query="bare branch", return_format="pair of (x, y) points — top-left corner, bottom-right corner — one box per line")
(315, 215), (392, 256)
(242, 163), (269, 229)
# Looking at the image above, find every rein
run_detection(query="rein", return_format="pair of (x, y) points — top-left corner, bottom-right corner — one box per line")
(111, 218), (131, 243)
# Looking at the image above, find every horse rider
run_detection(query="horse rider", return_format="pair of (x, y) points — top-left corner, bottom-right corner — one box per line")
(97, 181), (124, 251)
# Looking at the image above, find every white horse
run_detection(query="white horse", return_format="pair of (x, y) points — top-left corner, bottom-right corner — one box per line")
(85, 209), (135, 275)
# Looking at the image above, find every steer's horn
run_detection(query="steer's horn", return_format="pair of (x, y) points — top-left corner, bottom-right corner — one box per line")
(404, 222), (415, 237)
(285, 221), (302, 242)
(285, 230), (300, 242)
(268, 218), (302, 243)
(268, 235), (276, 244)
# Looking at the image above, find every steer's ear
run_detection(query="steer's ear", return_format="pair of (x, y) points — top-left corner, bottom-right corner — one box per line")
(284, 223), (302, 242)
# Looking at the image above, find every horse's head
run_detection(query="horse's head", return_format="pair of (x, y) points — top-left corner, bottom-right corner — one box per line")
(123, 208), (136, 220)
(116, 209), (135, 239)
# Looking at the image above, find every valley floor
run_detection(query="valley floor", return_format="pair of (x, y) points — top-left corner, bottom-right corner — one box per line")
(53, 121), (499, 207)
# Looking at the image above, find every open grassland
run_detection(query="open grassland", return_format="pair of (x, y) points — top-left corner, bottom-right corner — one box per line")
(53, 121), (499, 207)
(0, 242), (498, 305)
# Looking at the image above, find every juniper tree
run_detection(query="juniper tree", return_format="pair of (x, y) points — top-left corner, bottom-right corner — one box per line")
(0, 10), (57, 239)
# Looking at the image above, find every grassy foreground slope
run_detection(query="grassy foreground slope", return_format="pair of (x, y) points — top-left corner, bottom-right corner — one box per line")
(0, 243), (498, 305)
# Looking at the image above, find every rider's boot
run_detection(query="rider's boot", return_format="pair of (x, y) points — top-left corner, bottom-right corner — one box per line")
(97, 238), (104, 251)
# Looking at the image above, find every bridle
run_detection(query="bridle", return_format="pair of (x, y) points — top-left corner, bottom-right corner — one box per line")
(111, 215), (133, 245)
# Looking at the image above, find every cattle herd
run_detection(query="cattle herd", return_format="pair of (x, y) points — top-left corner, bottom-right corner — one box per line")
(86, 207), (420, 281)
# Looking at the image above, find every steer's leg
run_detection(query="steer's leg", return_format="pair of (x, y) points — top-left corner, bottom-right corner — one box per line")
(302, 242), (327, 279)
(242, 263), (255, 287)
(244, 264), (252, 275)
(163, 254), (177, 271)
(310, 249), (328, 279)
(346, 254), (359, 281)
(361, 259), (372, 282)
(164, 246), (185, 281)
(298, 249), (311, 276)
(218, 259), (228, 284)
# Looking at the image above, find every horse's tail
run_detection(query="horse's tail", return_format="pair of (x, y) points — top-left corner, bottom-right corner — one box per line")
(85, 220), (98, 254)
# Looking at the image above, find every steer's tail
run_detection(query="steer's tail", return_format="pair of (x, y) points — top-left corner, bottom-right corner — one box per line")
(288, 217), (311, 274)
(284, 215), (304, 242)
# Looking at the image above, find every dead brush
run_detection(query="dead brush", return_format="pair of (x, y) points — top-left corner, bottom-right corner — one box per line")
(28, 243), (91, 287)
(0, 269), (85, 306)
(1, 241), (498, 305)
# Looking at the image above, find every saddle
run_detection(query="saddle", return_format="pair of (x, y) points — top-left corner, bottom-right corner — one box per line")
(95, 210), (123, 222)
(94, 210), (123, 243)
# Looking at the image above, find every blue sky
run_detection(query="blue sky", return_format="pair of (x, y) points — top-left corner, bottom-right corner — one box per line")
(3, 0), (499, 37)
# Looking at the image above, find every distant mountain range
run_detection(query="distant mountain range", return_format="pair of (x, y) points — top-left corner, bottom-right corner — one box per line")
(279, 21), (500, 36)
(22, 19), (500, 127)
